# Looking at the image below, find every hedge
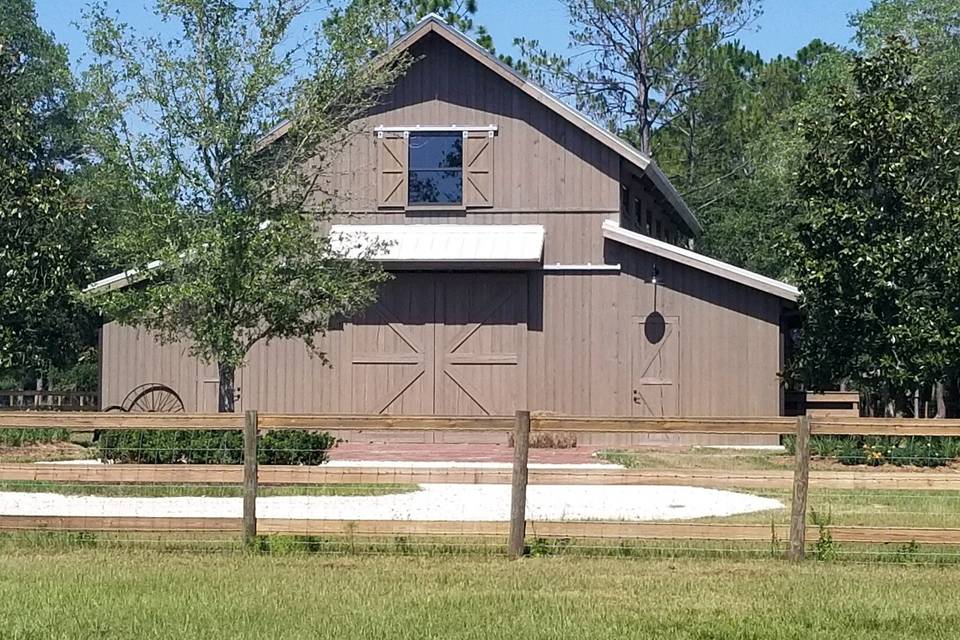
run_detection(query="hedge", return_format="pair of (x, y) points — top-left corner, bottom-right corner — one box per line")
(96, 430), (336, 465)
(785, 435), (960, 468)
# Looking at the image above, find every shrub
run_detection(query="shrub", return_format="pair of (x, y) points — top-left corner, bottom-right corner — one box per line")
(810, 508), (838, 561)
(96, 430), (336, 465)
(0, 429), (70, 447)
(508, 432), (577, 449)
(785, 434), (960, 468)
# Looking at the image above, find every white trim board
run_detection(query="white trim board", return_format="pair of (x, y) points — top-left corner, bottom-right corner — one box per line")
(601, 220), (799, 302)
(331, 224), (545, 263)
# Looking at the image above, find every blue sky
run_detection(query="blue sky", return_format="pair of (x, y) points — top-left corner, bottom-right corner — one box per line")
(37, 0), (871, 70)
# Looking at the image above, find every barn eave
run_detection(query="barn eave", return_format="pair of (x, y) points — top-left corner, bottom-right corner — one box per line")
(601, 220), (799, 302)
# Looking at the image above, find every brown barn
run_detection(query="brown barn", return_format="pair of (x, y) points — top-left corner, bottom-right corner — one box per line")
(90, 16), (799, 426)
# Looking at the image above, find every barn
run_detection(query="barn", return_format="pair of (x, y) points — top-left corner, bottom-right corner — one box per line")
(90, 16), (799, 426)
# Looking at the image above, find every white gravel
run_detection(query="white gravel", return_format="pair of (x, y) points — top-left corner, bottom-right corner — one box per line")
(0, 484), (781, 522)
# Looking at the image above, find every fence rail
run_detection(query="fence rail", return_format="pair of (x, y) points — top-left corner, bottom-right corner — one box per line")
(3, 463), (960, 490)
(2, 411), (959, 435)
(0, 391), (98, 412)
(1, 410), (960, 560)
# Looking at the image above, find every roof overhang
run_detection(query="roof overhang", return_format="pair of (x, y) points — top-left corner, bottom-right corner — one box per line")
(601, 220), (798, 302)
(84, 260), (164, 295)
(331, 224), (544, 266)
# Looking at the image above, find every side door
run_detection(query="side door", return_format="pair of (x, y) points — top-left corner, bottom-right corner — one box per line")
(631, 313), (680, 417)
(198, 363), (245, 413)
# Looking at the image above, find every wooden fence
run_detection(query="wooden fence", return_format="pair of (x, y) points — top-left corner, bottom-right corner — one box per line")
(0, 410), (959, 559)
(0, 391), (99, 412)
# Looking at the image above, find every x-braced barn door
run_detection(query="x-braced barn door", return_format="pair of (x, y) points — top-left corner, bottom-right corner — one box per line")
(350, 274), (527, 415)
(631, 313), (680, 417)
(435, 275), (526, 416)
(349, 274), (435, 414)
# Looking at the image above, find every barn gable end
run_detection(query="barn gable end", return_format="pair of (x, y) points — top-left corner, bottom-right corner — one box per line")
(97, 16), (796, 429)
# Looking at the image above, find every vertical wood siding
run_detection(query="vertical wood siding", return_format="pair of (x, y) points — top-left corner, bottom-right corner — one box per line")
(312, 32), (621, 265)
(524, 243), (782, 418)
(102, 245), (784, 424)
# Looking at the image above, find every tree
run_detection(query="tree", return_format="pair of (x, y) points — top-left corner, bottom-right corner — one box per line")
(785, 39), (960, 416)
(325, 0), (497, 53)
(84, 0), (409, 412)
(516, 0), (760, 155)
(853, 0), (960, 121)
(654, 38), (850, 278)
(0, 0), (99, 384)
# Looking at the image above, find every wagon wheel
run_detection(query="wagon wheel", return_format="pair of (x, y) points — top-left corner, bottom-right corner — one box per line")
(121, 383), (185, 413)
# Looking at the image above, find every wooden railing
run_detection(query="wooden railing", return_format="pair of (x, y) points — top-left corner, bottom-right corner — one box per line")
(0, 411), (958, 559)
(0, 391), (98, 412)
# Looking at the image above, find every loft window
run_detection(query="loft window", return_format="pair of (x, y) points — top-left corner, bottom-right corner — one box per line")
(408, 133), (463, 205)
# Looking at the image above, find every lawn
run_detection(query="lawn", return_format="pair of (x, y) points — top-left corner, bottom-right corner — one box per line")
(697, 487), (960, 529)
(0, 550), (957, 638)
(0, 480), (417, 498)
(599, 447), (960, 528)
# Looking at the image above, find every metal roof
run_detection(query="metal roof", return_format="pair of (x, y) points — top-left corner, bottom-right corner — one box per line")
(84, 260), (165, 295)
(330, 224), (545, 264)
(601, 220), (799, 302)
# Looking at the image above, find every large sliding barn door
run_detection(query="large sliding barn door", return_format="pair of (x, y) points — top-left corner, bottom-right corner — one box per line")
(435, 275), (526, 416)
(350, 274), (435, 414)
(350, 273), (527, 415)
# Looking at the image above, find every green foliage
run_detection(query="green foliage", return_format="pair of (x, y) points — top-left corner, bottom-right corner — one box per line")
(0, 428), (69, 447)
(45, 348), (98, 392)
(656, 40), (852, 278)
(810, 508), (838, 561)
(96, 429), (336, 465)
(785, 39), (960, 405)
(853, 0), (960, 121)
(516, 0), (761, 154)
(0, 0), (101, 376)
(786, 434), (960, 468)
(82, 0), (409, 411)
(325, 0), (498, 54)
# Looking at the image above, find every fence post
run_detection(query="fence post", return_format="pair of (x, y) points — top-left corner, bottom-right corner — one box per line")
(508, 409), (531, 559)
(787, 414), (811, 561)
(243, 410), (258, 547)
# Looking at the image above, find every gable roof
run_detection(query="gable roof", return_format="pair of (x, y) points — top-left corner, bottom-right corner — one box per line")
(601, 220), (798, 302)
(264, 14), (703, 236)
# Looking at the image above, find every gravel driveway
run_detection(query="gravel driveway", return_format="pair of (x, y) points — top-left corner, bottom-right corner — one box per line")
(0, 484), (782, 522)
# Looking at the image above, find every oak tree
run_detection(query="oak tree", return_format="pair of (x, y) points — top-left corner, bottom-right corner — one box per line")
(85, 0), (408, 411)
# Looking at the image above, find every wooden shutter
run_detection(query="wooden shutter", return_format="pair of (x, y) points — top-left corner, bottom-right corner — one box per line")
(377, 131), (407, 208)
(463, 131), (494, 208)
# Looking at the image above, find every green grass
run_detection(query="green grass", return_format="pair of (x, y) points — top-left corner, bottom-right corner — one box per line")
(0, 550), (958, 638)
(706, 487), (960, 529)
(0, 480), (418, 498)
(598, 445), (960, 472)
(598, 447), (795, 471)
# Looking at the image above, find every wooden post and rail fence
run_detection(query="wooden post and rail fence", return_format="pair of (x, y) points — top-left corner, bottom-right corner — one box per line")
(1, 410), (960, 558)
